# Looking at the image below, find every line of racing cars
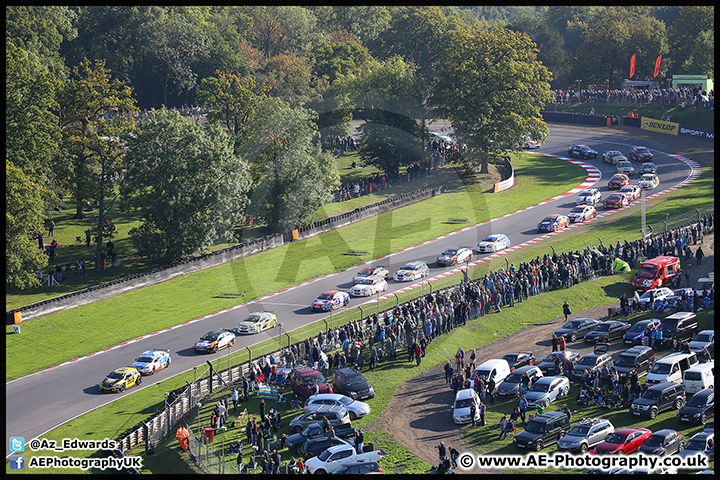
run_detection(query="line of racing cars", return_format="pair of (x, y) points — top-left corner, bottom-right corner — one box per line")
(536, 144), (661, 236)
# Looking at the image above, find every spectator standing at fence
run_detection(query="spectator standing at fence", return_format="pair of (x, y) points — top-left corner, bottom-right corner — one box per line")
(696, 246), (705, 265)
(231, 388), (239, 413)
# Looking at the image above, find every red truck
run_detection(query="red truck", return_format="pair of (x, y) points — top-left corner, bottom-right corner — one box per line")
(632, 256), (680, 292)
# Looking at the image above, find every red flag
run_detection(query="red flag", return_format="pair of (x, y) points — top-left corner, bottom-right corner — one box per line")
(629, 54), (636, 79)
(653, 54), (662, 78)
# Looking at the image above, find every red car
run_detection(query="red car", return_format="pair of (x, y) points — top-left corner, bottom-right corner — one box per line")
(629, 146), (654, 162)
(607, 173), (630, 190)
(288, 366), (332, 398)
(592, 428), (652, 455)
(603, 193), (629, 209)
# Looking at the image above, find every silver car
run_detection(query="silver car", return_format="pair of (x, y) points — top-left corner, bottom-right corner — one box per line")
(303, 393), (370, 421)
(289, 405), (351, 433)
(557, 418), (615, 454)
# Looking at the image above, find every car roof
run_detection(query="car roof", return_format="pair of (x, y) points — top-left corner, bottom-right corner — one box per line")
(535, 376), (563, 384)
(475, 359), (510, 369)
(512, 365), (540, 374)
(615, 427), (649, 434)
(303, 404), (347, 415)
(308, 393), (344, 401)
(652, 429), (678, 437)
(455, 388), (477, 399)
(531, 410), (566, 421)
(294, 366), (323, 376)
(646, 381), (682, 391)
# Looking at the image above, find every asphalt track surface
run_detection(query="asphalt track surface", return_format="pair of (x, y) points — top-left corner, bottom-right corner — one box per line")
(5, 126), (701, 456)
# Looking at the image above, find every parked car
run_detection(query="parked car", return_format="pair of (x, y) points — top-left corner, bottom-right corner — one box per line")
(616, 160), (636, 177)
(475, 234), (511, 253)
(349, 276), (388, 297)
(575, 188), (603, 206)
(639, 162), (657, 175)
(524, 376), (570, 408)
(603, 193), (629, 209)
(352, 266), (389, 284)
(393, 261), (429, 282)
(638, 173), (660, 189)
(629, 146), (654, 162)
(332, 367), (375, 400)
(496, 365), (543, 398)
(537, 214), (569, 233)
(602, 150), (626, 165)
(554, 318), (602, 342)
(689, 330), (715, 353)
(613, 345), (655, 383)
(305, 440), (387, 474)
(436, 247), (474, 266)
(538, 351), (580, 376)
(332, 459), (385, 475)
(572, 344), (614, 378)
(289, 366), (332, 398)
(591, 428), (652, 455)
(677, 431), (714, 461)
(286, 423), (356, 453)
(659, 312), (699, 350)
(677, 388), (714, 425)
(288, 405), (351, 433)
(631, 381), (686, 419)
(583, 320), (631, 343)
(557, 418), (615, 454)
(452, 388), (482, 424)
(647, 351), (698, 386)
(513, 411), (571, 451)
(567, 205), (597, 223)
(501, 351), (535, 371)
(623, 318), (661, 346)
(194, 330), (236, 353)
(470, 359), (511, 385)
(568, 144), (598, 159)
(637, 287), (674, 307)
(301, 435), (349, 459)
(638, 429), (684, 456)
(683, 364), (715, 396)
(607, 173), (630, 190)
(618, 184), (642, 201)
(304, 393), (370, 421)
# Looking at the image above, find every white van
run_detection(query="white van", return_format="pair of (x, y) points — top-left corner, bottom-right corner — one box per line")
(470, 359), (511, 386)
(646, 351), (699, 387)
(683, 363), (714, 395)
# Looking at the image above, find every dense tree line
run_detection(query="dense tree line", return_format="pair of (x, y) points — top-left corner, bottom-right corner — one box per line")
(6, 6), (714, 288)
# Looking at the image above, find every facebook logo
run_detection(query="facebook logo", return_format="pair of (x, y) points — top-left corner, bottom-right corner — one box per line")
(10, 436), (25, 452)
(10, 454), (25, 470)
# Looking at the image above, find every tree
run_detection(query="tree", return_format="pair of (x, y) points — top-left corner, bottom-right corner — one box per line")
(196, 71), (273, 137)
(259, 53), (327, 109)
(571, 7), (667, 88)
(239, 97), (339, 231)
(6, 161), (51, 289)
(667, 6), (714, 77)
(432, 26), (552, 173)
(56, 59), (136, 271)
(313, 41), (371, 84)
(336, 56), (428, 176)
(120, 110), (250, 262)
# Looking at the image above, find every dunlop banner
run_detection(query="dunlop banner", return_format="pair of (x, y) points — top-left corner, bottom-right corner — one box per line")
(641, 117), (679, 136)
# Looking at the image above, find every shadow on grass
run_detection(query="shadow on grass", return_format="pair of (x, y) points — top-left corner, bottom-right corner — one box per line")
(602, 281), (632, 297)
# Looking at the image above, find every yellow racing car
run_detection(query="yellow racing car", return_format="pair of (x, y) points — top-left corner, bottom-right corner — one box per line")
(99, 366), (141, 393)
(236, 312), (278, 334)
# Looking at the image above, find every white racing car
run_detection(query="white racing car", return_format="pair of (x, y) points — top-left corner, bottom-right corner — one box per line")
(350, 276), (388, 296)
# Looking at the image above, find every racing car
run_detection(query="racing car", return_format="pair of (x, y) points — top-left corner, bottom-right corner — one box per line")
(311, 291), (350, 311)
(99, 367), (141, 393)
(131, 349), (171, 375)
(236, 311), (278, 334)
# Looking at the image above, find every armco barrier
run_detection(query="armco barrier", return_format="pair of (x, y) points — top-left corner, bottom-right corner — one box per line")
(493, 157), (515, 193)
(541, 111), (619, 126)
(8, 183), (447, 321)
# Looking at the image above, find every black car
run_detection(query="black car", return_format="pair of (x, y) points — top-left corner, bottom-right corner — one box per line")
(301, 435), (348, 459)
(333, 459), (384, 475)
(639, 162), (657, 175)
(568, 144), (598, 159)
(502, 351), (535, 371)
(659, 312), (699, 350)
(583, 320), (631, 343)
(572, 345), (614, 379)
(538, 351), (580, 376)
(554, 318), (602, 342)
(637, 429), (684, 456)
(631, 381), (686, 419)
(286, 423), (356, 453)
(613, 345), (655, 383)
(513, 411), (571, 451)
(677, 388), (714, 425)
(332, 367), (375, 400)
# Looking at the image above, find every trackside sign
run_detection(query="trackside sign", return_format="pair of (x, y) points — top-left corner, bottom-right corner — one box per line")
(641, 117), (679, 136)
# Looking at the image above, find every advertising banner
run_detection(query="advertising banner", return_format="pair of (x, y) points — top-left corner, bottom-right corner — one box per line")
(640, 117), (679, 136)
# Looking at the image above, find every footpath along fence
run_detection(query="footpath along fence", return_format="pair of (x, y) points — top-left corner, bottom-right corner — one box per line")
(110, 211), (713, 472)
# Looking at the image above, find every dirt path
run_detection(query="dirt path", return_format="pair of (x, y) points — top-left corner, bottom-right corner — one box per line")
(378, 233), (713, 473)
